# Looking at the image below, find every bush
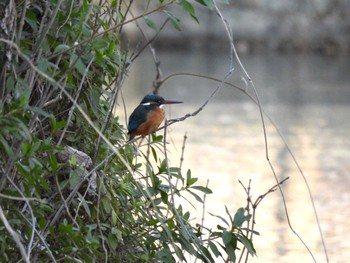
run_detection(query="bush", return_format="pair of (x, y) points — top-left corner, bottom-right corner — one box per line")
(0, 0), (260, 262)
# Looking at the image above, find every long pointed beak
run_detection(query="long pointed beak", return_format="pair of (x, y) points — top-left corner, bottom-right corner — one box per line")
(162, 99), (183, 105)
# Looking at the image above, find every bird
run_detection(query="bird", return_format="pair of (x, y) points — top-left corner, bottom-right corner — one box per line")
(127, 94), (183, 141)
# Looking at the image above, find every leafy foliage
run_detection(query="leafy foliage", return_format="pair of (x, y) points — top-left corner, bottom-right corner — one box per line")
(0, 0), (259, 262)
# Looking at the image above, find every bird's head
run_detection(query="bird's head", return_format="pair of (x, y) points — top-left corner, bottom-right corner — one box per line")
(140, 94), (183, 107)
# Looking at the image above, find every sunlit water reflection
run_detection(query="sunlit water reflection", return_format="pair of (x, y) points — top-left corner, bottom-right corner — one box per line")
(116, 50), (350, 263)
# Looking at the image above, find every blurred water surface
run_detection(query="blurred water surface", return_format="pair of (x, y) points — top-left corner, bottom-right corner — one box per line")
(118, 49), (350, 263)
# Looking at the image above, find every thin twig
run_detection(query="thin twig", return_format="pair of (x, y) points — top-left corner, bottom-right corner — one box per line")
(174, 133), (187, 191)
(54, 171), (79, 228)
(130, 15), (169, 65)
(0, 205), (29, 263)
(18, 210), (57, 262)
(200, 179), (210, 240)
(94, 172), (108, 263)
(163, 119), (211, 263)
(91, 45), (129, 166)
(31, 0), (65, 56)
(57, 58), (95, 146)
(0, 193), (46, 203)
(157, 70), (329, 262)
(0, 166), (36, 260)
(16, 0), (28, 45)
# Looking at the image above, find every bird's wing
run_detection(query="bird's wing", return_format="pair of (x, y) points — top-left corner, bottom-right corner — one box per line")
(127, 105), (148, 134)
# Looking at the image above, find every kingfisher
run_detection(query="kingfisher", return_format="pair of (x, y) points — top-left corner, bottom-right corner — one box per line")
(127, 94), (183, 141)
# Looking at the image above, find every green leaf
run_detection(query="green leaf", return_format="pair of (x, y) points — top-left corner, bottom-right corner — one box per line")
(25, 10), (38, 31)
(225, 205), (233, 226)
(151, 134), (163, 142)
(108, 233), (118, 250)
(208, 240), (222, 258)
(11, 117), (31, 140)
(102, 197), (112, 213)
(186, 169), (198, 186)
(195, 0), (214, 9)
(164, 10), (181, 31)
(49, 154), (58, 173)
(237, 234), (256, 256)
(190, 185), (213, 194)
(36, 170), (49, 191)
(187, 189), (203, 203)
(69, 169), (81, 189)
(0, 135), (14, 157)
(208, 211), (229, 227)
(95, 50), (104, 64)
(50, 116), (67, 132)
(76, 57), (86, 75)
(233, 207), (251, 227)
(198, 244), (214, 262)
(225, 242), (237, 262)
(169, 167), (180, 173)
(110, 0), (117, 7)
(240, 228), (260, 236)
(70, 53), (86, 75)
(107, 41), (116, 56)
(77, 192), (91, 218)
(92, 38), (108, 50)
(0, 116), (30, 141)
(186, 177), (198, 186)
(173, 244), (185, 261)
(16, 162), (31, 178)
(160, 190), (169, 204)
(147, 218), (159, 227)
(144, 16), (158, 30)
(180, 0), (199, 23)
(170, 168), (183, 181)
(6, 76), (15, 92)
(222, 230), (232, 245)
(88, 86), (101, 118)
(158, 159), (168, 174)
(38, 58), (50, 74)
(25, 105), (52, 117)
(151, 146), (158, 162)
(157, 246), (175, 263)
(183, 211), (190, 220)
(54, 44), (70, 54)
(111, 210), (117, 225)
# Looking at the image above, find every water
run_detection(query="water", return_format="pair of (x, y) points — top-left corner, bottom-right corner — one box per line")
(118, 49), (350, 263)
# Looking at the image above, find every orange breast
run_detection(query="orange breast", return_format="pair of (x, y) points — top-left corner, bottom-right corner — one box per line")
(132, 107), (165, 138)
